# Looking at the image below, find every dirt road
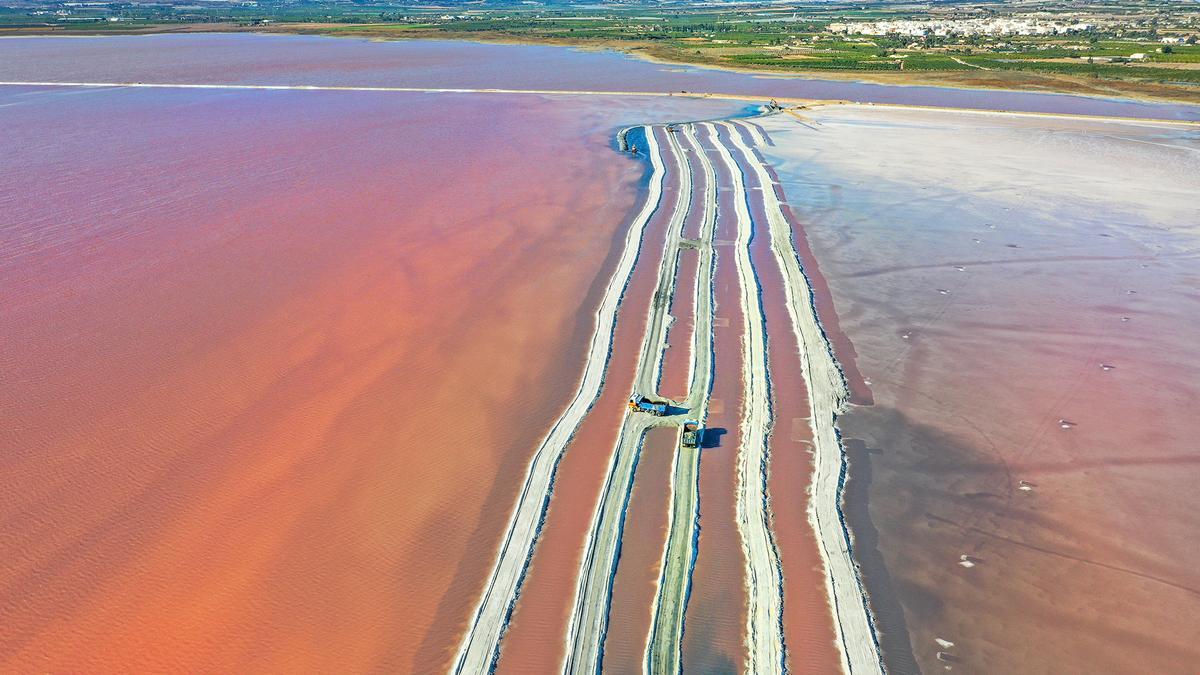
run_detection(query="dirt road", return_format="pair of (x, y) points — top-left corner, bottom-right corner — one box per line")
(710, 121), (787, 675)
(451, 126), (667, 675)
(645, 123), (718, 674)
(562, 125), (697, 675)
(727, 120), (885, 675)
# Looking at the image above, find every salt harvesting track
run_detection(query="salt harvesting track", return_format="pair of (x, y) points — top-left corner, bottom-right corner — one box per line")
(449, 126), (667, 675)
(351, 99), (881, 672)
(562, 125), (697, 675)
(643, 123), (717, 675)
(457, 112), (885, 675)
(710, 121), (787, 675)
(726, 121), (886, 675)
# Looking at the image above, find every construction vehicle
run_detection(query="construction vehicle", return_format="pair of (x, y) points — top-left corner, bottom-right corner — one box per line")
(629, 394), (668, 417)
(681, 420), (704, 448)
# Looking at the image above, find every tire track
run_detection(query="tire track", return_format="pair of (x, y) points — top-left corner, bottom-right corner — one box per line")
(710, 121), (787, 675)
(451, 125), (667, 675)
(645, 122), (718, 675)
(727, 119), (885, 675)
(562, 125), (694, 675)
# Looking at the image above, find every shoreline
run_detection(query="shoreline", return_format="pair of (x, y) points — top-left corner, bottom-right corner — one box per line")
(620, 42), (1200, 109)
(3, 79), (1198, 127)
(5, 24), (1200, 107)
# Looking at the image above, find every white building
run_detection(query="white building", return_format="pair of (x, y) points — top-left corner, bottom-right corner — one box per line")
(830, 18), (1093, 38)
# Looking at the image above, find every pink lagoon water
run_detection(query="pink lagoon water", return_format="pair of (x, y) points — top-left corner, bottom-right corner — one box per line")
(3, 33), (1199, 673)
(0, 75), (739, 671)
(2, 33), (1199, 120)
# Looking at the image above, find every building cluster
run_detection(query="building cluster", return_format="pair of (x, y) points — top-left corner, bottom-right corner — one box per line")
(828, 18), (1094, 38)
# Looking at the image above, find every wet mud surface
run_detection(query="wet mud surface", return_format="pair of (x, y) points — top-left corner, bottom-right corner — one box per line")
(761, 107), (1200, 673)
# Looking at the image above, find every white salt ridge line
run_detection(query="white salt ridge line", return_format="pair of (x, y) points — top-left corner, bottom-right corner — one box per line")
(635, 127), (695, 399)
(742, 119), (770, 147)
(709, 121), (786, 675)
(562, 125), (694, 675)
(726, 121), (760, 152)
(648, 424), (684, 675)
(451, 126), (667, 675)
(679, 123), (718, 412)
(727, 120), (885, 675)
(644, 122), (718, 675)
(643, 126), (697, 675)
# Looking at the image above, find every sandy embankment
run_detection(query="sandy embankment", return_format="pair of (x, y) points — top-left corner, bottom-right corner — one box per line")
(710, 121), (787, 675)
(645, 122), (718, 674)
(601, 424), (677, 674)
(451, 126), (666, 674)
(678, 122), (750, 672)
(725, 119), (884, 675)
(562, 126), (694, 674)
(731, 119), (844, 674)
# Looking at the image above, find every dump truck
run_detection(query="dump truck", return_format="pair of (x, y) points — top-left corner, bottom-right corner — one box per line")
(628, 395), (668, 417)
(681, 420), (704, 448)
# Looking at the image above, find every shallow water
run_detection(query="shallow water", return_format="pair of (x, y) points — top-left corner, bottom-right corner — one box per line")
(5, 32), (1198, 672)
(0, 80), (738, 671)
(761, 107), (1200, 673)
(1, 33), (1199, 120)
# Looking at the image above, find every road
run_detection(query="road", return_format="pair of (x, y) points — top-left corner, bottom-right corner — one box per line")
(562, 124), (699, 675)
(644, 123), (717, 675)
(726, 119), (885, 675)
(951, 56), (991, 70)
(710, 120), (787, 675)
(451, 125), (667, 675)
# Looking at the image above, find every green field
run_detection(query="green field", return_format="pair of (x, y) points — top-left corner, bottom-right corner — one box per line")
(3, 0), (1197, 99)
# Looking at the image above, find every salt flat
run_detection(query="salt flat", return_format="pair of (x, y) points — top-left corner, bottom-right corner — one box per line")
(759, 105), (1200, 673)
